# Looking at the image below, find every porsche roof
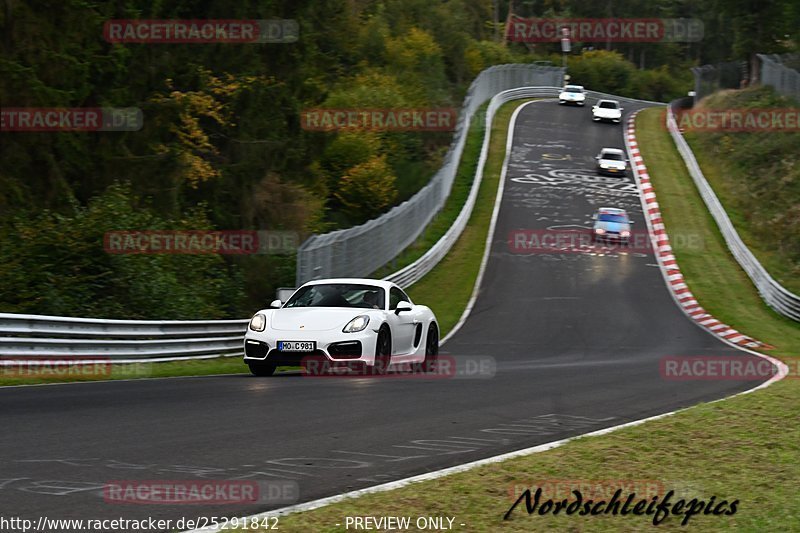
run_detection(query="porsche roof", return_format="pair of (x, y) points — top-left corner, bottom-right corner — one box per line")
(599, 147), (625, 155)
(301, 278), (398, 290)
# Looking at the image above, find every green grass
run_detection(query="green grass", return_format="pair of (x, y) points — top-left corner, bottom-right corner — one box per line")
(636, 108), (800, 349)
(221, 106), (800, 532)
(680, 87), (800, 294)
(0, 356), (250, 386)
(684, 136), (800, 294)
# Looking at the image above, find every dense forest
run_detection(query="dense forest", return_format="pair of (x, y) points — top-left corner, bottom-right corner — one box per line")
(1, 0), (797, 319)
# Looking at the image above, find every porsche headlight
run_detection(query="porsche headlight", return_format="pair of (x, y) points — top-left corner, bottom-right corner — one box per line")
(343, 315), (370, 333)
(249, 313), (266, 332)
(600, 163), (610, 168)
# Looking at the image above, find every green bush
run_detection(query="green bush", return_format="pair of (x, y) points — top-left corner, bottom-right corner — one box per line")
(0, 183), (244, 319)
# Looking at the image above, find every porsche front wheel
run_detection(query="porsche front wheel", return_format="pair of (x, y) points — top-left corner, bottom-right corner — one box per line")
(414, 323), (439, 373)
(372, 326), (392, 374)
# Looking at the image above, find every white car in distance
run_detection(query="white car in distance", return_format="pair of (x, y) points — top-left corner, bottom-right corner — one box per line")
(595, 147), (629, 176)
(592, 99), (623, 123)
(559, 84), (586, 106)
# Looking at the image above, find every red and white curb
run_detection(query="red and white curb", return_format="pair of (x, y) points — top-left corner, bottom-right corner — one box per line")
(625, 113), (772, 350)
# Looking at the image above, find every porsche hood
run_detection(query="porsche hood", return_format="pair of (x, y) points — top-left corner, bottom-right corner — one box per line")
(269, 308), (371, 331)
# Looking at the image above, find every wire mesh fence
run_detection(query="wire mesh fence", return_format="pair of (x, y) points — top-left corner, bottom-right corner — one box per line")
(758, 54), (800, 100)
(690, 60), (747, 104)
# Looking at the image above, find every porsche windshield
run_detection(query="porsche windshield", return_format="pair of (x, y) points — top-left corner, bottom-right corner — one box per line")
(602, 152), (624, 160)
(284, 284), (385, 309)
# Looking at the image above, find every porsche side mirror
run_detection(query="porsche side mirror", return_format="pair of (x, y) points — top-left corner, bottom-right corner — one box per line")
(270, 299), (282, 309)
(395, 301), (413, 315)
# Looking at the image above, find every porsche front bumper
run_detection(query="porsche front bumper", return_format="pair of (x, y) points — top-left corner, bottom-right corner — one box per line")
(243, 329), (379, 366)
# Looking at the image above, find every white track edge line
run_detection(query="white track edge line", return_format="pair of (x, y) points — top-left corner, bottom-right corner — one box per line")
(441, 98), (543, 346)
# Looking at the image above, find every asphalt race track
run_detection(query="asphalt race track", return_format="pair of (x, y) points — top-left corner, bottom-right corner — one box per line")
(0, 98), (770, 531)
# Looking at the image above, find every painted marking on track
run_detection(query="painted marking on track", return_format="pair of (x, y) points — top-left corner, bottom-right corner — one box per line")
(332, 451), (426, 462)
(266, 458), (370, 469)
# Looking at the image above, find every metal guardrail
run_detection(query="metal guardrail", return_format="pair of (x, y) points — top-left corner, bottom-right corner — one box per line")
(295, 64), (565, 285)
(0, 81), (668, 363)
(0, 313), (247, 361)
(666, 101), (800, 321)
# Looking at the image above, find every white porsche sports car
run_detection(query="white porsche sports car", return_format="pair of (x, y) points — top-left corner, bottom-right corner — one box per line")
(244, 278), (439, 376)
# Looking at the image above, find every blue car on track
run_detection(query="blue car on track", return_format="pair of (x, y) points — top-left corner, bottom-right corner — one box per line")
(591, 207), (632, 243)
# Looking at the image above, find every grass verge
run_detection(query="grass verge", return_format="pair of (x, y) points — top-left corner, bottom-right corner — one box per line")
(0, 356), (249, 386)
(224, 106), (799, 532)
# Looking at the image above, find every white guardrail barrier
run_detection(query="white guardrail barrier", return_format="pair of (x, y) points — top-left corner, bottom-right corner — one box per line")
(667, 101), (800, 322)
(0, 314), (249, 362)
(0, 81), (670, 363)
